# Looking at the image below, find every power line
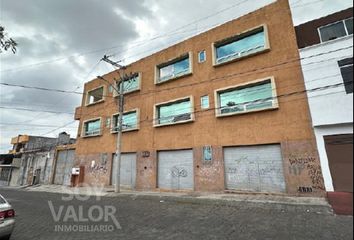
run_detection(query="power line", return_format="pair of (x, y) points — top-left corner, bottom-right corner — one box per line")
(290, 0), (303, 6)
(0, 0), (334, 78)
(106, 1), (331, 64)
(39, 97), (121, 136)
(109, 0), (251, 59)
(0, 96), (328, 134)
(103, 50), (354, 103)
(89, 72), (346, 120)
(0, 70), (343, 119)
(0, 60), (102, 127)
(39, 120), (78, 136)
(0, 0), (252, 73)
(2, 81), (350, 131)
(125, 81), (350, 129)
(291, 0), (325, 8)
(0, 49), (351, 119)
(1, 0), (319, 74)
(134, 89), (348, 130)
(0, 106), (74, 115)
(1, 46), (352, 99)
(0, 83), (82, 95)
(0, 128), (76, 132)
(13, 59), (104, 125)
(0, 100), (72, 109)
(1, 47), (352, 136)
(1, 82), (349, 139)
(0, 123), (78, 128)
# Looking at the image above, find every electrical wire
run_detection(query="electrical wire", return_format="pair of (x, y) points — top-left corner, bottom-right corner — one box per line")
(0, 0), (327, 74)
(291, 0), (325, 8)
(0, 123), (79, 128)
(67, 81), (351, 132)
(130, 81), (351, 128)
(0, 0), (252, 73)
(1, 48), (352, 136)
(1, 46), (352, 99)
(6, 60), (103, 126)
(0, 106), (74, 115)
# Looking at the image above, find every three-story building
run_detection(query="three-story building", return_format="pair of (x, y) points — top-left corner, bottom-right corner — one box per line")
(74, 0), (325, 196)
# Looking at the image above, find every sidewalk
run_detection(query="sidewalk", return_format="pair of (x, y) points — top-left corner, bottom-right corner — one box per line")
(18, 184), (333, 212)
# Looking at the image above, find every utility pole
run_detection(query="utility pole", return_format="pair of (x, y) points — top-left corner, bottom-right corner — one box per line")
(101, 55), (126, 193)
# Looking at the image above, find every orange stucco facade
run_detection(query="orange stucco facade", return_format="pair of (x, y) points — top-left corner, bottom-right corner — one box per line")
(74, 0), (325, 196)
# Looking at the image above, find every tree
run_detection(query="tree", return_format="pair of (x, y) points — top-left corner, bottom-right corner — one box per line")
(0, 26), (17, 54)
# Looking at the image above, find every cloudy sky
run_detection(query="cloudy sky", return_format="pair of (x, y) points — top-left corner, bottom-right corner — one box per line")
(0, 0), (352, 153)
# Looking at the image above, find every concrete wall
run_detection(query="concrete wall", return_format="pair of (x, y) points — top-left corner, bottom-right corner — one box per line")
(14, 151), (55, 186)
(75, 153), (112, 187)
(32, 151), (55, 185)
(74, 0), (324, 195)
(27, 137), (58, 151)
(9, 168), (20, 187)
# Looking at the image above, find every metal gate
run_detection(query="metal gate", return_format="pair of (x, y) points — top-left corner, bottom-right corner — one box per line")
(54, 149), (75, 186)
(158, 150), (194, 190)
(224, 144), (286, 193)
(112, 153), (137, 189)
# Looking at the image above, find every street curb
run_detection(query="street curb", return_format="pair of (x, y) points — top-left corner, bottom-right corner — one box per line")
(0, 185), (30, 190)
(4, 186), (334, 215)
(106, 193), (334, 214)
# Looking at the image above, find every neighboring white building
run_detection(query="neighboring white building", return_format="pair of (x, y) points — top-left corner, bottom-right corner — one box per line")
(295, 8), (353, 214)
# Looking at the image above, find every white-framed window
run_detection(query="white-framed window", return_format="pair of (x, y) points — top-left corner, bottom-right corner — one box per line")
(113, 73), (141, 96)
(198, 50), (206, 63)
(86, 86), (105, 106)
(215, 77), (278, 117)
(111, 110), (139, 133)
(201, 95), (210, 109)
(82, 118), (101, 137)
(155, 53), (192, 84)
(213, 25), (269, 66)
(318, 18), (353, 43)
(154, 96), (194, 127)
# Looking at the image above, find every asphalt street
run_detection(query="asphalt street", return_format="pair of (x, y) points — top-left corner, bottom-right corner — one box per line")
(0, 188), (352, 240)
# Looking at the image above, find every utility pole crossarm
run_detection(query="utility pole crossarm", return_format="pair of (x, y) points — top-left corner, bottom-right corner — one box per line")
(102, 55), (126, 70)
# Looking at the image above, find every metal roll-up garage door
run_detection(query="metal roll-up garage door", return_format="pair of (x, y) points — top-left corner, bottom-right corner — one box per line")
(54, 149), (75, 186)
(224, 144), (286, 193)
(112, 153), (137, 189)
(158, 150), (194, 190)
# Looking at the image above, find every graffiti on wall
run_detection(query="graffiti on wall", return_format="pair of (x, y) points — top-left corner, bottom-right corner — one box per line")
(142, 151), (150, 158)
(288, 153), (325, 191)
(289, 164), (305, 176)
(171, 166), (188, 178)
(307, 165), (324, 190)
(87, 153), (109, 180)
(298, 186), (313, 193)
(288, 154), (316, 166)
(229, 156), (284, 178)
